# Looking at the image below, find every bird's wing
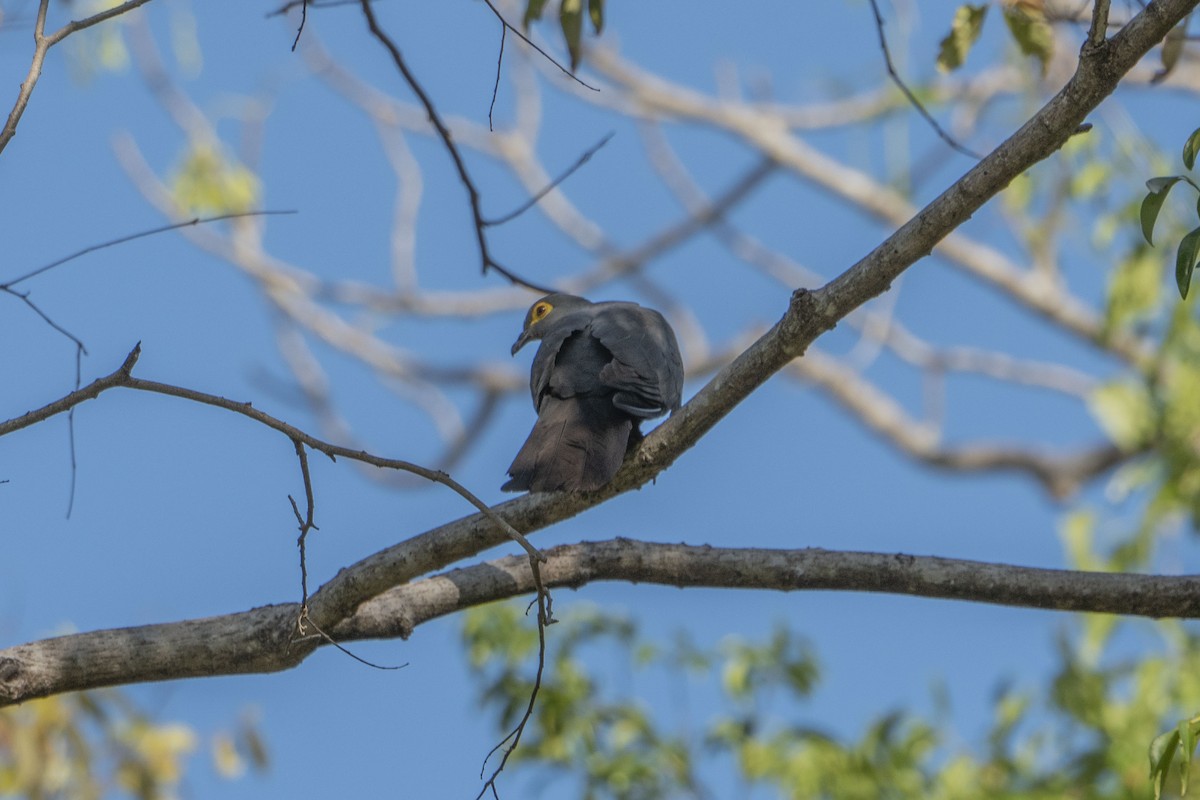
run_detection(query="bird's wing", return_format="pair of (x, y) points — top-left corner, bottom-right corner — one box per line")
(529, 314), (592, 409)
(590, 304), (684, 415)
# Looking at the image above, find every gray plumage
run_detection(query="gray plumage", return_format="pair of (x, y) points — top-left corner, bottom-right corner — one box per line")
(503, 293), (684, 493)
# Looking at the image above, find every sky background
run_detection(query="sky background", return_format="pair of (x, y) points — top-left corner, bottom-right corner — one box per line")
(1, 0), (1192, 797)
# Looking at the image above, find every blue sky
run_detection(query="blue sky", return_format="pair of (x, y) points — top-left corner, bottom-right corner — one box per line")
(0, 0), (1187, 796)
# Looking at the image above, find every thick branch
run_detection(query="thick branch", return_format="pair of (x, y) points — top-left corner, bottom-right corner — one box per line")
(2, 0), (1192, 704)
(5, 540), (1200, 704)
(587, 51), (1156, 369)
(342, 540), (1200, 635)
(310, 0), (1197, 632)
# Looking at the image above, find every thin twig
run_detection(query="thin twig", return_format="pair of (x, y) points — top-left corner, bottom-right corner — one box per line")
(864, 0), (981, 159)
(1, 288), (88, 516)
(290, 438), (319, 608)
(66, 347), (82, 519)
(0, 0), (51, 156)
(43, 0), (155, 46)
(2, 210), (296, 288)
(1, 0), (156, 155)
(476, 558), (550, 798)
(298, 610), (407, 670)
(1, 0), (1197, 716)
(357, 0), (550, 292)
(486, 132), (614, 226)
(288, 429), (408, 673)
(2, 290), (87, 352)
(480, 0), (598, 92)
(0, 346), (546, 565)
(489, 24), (505, 131)
(290, 0), (308, 50)
(3, 212), (293, 517)
(267, 0), (361, 18)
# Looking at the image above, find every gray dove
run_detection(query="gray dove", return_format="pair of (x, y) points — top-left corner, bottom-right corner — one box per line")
(503, 293), (684, 492)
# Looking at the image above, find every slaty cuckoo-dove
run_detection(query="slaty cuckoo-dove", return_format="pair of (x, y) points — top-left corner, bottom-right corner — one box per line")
(503, 294), (684, 493)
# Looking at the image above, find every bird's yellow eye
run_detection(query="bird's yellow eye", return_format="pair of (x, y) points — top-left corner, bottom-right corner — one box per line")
(531, 301), (553, 323)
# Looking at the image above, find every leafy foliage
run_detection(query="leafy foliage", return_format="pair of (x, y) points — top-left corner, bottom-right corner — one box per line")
(935, 2), (1052, 75)
(1139, 129), (1200, 299)
(170, 143), (260, 216)
(0, 690), (265, 799)
(936, 5), (989, 73)
(523, 0), (606, 71)
(465, 580), (1200, 798)
(1001, 4), (1053, 74)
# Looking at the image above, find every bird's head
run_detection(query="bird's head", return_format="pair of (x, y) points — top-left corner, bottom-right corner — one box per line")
(511, 293), (592, 355)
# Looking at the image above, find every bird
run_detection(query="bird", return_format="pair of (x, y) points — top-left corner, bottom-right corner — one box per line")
(503, 293), (684, 493)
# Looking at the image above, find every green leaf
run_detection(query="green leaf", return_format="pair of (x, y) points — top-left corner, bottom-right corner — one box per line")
(1088, 381), (1156, 450)
(1185, 127), (1200, 171)
(1177, 227), (1200, 299)
(1150, 728), (1180, 800)
(1003, 7), (1053, 74)
(722, 655), (751, 699)
(523, 0), (548, 30)
(1104, 247), (1162, 332)
(1149, 175), (1186, 194)
(936, 4), (988, 73)
(1141, 176), (1183, 245)
(1060, 509), (1098, 571)
(1156, 18), (1188, 84)
(1071, 161), (1109, 198)
(560, 0), (583, 71)
(170, 143), (260, 215)
(588, 0), (604, 34)
(1180, 718), (1196, 794)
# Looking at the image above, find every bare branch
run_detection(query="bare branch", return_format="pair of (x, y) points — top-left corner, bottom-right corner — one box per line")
(43, 0), (154, 45)
(864, 0), (982, 159)
(489, 23), (505, 131)
(476, 555), (551, 798)
(635, 119), (1099, 403)
(1, 211), (295, 289)
(479, 0), (598, 93)
(485, 132), (614, 226)
(6, 539), (1200, 704)
(0, 346), (544, 566)
(1, 290), (87, 354)
(1088, 0), (1113, 48)
(2, 0), (1191, 715)
(791, 350), (1123, 498)
(290, 0), (308, 50)
(0, 0), (52, 156)
(0, 0), (156, 155)
(356, 0), (550, 292)
(583, 49), (1157, 370)
(267, 0), (361, 18)
(290, 438), (319, 608)
(570, 157), (778, 292)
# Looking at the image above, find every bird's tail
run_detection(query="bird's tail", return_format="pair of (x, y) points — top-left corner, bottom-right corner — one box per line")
(502, 396), (632, 492)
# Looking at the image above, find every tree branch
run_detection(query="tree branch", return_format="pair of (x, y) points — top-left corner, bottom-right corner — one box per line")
(356, 0), (550, 291)
(0, 0), (156, 155)
(6, 540), (1200, 704)
(584, 49), (1157, 370)
(864, 0), (981, 158)
(0, 345), (542, 568)
(791, 349), (1127, 499)
(2, 0), (1192, 707)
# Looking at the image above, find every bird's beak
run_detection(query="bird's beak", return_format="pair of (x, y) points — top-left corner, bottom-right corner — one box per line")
(511, 329), (532, 356)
